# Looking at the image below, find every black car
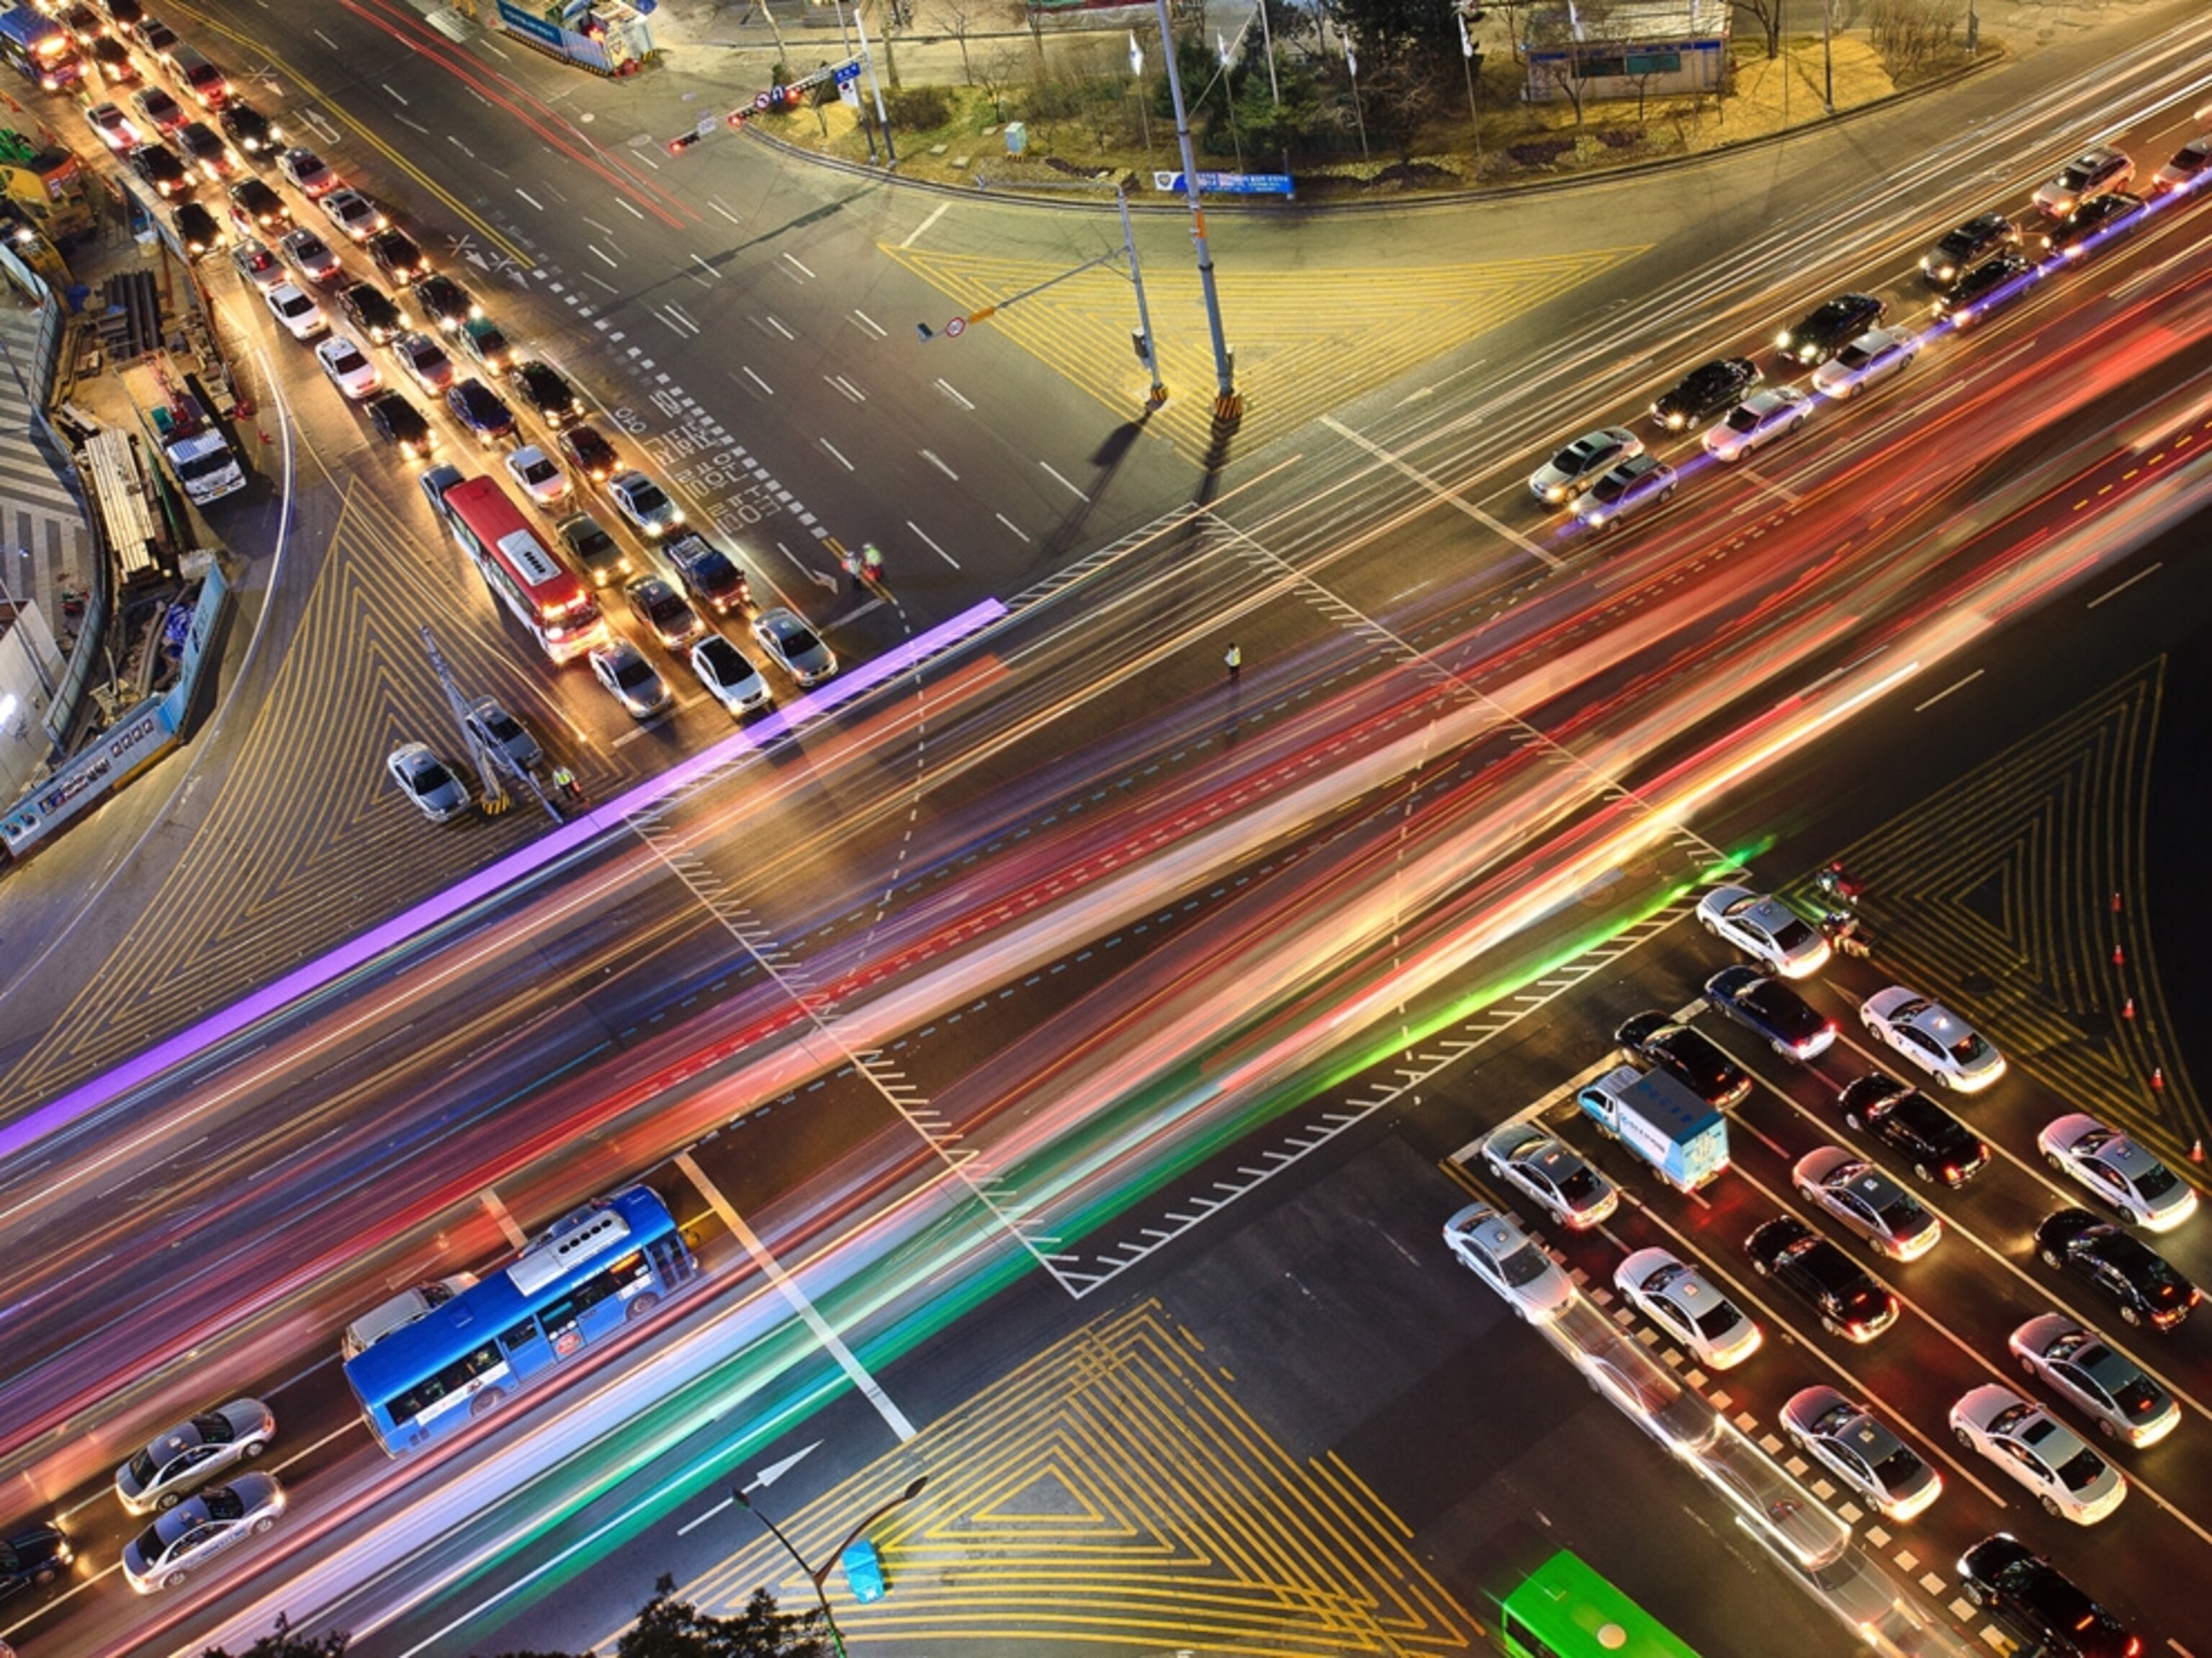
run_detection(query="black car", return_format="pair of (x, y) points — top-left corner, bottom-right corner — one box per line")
(171, 199), (222, 258)
(557, 511), (629, 586)
(2043, 192), (2148, 261)
(1775, 292), (1885, 366)
(367, 226), (426, 285)
(1932, 252), (2038, 326)
(557, 421), (619, 483)
(2035, 1209), (2199, 1331)
(90, 33), (138, 81)
(1702, 966), (1837, 1064)
(1920, 210), (2020, 289)
(1614, 1011), (1750, 1108)
(413, 272), (479, 333)
(1649, 357), (1758, 432)
(1745, 1215), (1898, 1342)
(1834, 1073), (1988, 1187)
(1956, 1536), (2138, 1658)
(365, 390), (433, 457)
(0, 1523), (72, 1603)
(218, 99), (279, 157)
(226, 176), (289, 235)
(174, 119), (233, 179)
(130, 140), (191, 199)
(446, 377), (516, 445)
(512, 359), (583, 427)
(337, 280), (405, 345)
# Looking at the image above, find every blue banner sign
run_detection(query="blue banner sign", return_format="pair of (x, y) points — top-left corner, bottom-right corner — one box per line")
(495, 1), (565, 47)
(1151, 170), (1295, 197)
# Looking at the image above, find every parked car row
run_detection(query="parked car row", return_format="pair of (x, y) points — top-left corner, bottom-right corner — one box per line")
(1524, 133), (2212, 540)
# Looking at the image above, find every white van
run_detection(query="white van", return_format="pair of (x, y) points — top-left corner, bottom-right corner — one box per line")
(341, 1273), (476, 1359)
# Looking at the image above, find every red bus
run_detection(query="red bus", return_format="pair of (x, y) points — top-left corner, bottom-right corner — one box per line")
(426, 469), (606, 663)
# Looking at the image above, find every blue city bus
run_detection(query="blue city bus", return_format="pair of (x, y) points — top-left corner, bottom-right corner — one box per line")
(344, 1185), (698, 1456)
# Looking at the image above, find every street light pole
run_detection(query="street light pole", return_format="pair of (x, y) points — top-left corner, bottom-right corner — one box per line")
(1151, 0), (1239, 421)
(732, 1473), (931, 1658)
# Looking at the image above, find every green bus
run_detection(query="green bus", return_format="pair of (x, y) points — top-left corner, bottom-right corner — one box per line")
(1498, 1549), (1703, 1658)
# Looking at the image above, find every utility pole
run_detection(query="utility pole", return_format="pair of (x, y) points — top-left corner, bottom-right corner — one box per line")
(1151, 0), (1239, 421)
(850, 0), (897, 163)
(1820, 0), (1833, 114)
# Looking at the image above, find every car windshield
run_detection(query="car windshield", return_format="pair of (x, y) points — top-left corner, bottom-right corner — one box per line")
(175, 449), (235, 482)
(127, 1448), (160, 1485)
(1835, 344), (1872, 369)
(130, 1522), (162, 1562)
(414, 758), (453, 791)
(629, 483), (668, 514)
(647, 591), (685, 624)
(780, 623), (822, 655)
(1725, 404), (1762, 432)
(202, 1487), (246, 1521)
(614, 657), (656, 691)
(332, 349), (364, 373)
(521, 458), (556, 485)
(1869, 1444), (1922, 1487)
(693, 550), (739, 584)
(481, 710), (521, 742)
(700, 639), (742, 677)
(570, 527), (613, 558)
(277, 294), (311, 318)
(1588, 470), (1635, 504)
(2059, 161), (2097, 189)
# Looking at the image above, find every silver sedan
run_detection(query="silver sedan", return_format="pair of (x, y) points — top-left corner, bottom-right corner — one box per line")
(122, 1473), (287, 1593)
(114, 1399), (275, 1515)
(1527, 426), (1640, 506)
(1482, 1121), (1617, 1232)
(751, 607), (838, 688)
(2009, 1314), (2180, 1447)
(1781, 1386), (1941, 1521)
(2037, 1113), (2198, 1232)
(1811, 326), (1919, 400)
(1792, 1146), (1943, 1261)
(386, 742), (467, 823)
(1443, 1201), (1573, 1322)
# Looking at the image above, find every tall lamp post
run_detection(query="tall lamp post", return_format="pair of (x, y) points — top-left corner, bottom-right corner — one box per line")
(1148, 0), (1240, 421)
(734, 1473), (930, 1658)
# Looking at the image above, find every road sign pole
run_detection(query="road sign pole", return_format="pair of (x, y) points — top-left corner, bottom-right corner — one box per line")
(850, 1), (896, 163)
(1151, 0), (1238, 421)
(1118, 184), (1165, 406)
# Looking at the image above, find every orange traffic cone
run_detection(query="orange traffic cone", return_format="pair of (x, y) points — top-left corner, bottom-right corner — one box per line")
(2191, 1139), (2205, 1165)
(2113, 944), (2126, 967)
(2121, 997), (2136, 1020)
(2151, 1066), (2165, 1091)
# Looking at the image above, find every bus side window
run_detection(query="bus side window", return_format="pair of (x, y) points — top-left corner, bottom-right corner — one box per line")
(500, 1318), (541, 1354)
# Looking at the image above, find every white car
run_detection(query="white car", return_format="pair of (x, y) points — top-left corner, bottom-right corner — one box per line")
(1573, 454), (1676, 534)
(1780, 1386), (1941, 1522)
(392, 331), (455, 395)
(1480, 1121), (1617, 1231)
(262, 281), (328, 341)
(2037, 1113), (2197, 1231)
(1949, 1384), (2126, 1524)
(114, 1399), (275, 1516)
(2032, 146), (2132, 218)
(230, 237), (287, 293)
(2008, 1313), (2180, 1448)
(1811, 326), (1919, 400)
(1442, 1201), (1574, 1322)
(276, 144), (338, 197)
(503, 444), (570, 510)
(1792, 1146), (1943, 1261)
(606, 469), (685, 537)
(318, 184), (385, 242)
(120, 1473), (286, 1593)
(462, 697), (543, 775)
(314, 333), (380, 400)
(588, 639), (670, 720)
(1695, 885), (1830, 977)
(1702, 385), (1813, 463)
(750, 606), (837, 687)
(690, 633), (772, 716)
(386, 743), (468, 822)
(1859, 987), (2005, 1092)
(1612, 1247), (1761, 1369)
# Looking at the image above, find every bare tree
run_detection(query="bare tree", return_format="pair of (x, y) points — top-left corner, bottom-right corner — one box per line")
(975, 43), (1020, 123)
(945, 0), (977, 84)
(1731, 0), (1782, 58)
